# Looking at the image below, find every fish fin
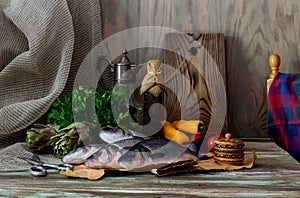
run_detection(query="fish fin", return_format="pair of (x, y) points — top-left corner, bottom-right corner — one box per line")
(122, 146), (132, 150)
(126, 129), (147, 138)
(138, 145), (151, 152)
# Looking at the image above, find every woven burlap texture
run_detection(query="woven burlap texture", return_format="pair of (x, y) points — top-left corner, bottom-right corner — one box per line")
(140, 60), (164, 97)
(0, 0), (103, 171)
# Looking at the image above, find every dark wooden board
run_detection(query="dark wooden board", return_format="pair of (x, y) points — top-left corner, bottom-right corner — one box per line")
(164, 33), (228, 134)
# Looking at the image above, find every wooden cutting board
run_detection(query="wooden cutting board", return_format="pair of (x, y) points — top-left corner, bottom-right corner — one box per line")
(163, 33), (228, 134)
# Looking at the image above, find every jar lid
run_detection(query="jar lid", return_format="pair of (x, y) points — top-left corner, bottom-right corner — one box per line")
(214, 133), (244, 149)
(115, 49), (134, 66)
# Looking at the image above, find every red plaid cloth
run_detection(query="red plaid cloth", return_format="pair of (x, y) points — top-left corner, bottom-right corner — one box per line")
(267, 72), (300, 162)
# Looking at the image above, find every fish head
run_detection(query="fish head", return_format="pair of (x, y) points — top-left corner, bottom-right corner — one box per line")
(62, 147), (84, 164)
(62, 146), (97, 164)
(85, 144), (119, 168)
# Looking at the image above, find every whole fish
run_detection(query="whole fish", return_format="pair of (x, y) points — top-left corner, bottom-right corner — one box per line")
(62, 127), (145, 165)
(62, 145), (100, 164)
(84, 138), (144, 169)
(99, 127), (145, 144)
(118, 138), (199, 171)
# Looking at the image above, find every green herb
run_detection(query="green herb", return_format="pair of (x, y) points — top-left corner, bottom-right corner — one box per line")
(47, 86), (129, 129)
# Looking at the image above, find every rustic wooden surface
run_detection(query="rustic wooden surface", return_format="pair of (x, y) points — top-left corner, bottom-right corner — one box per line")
(0, 142), (299, 197)
(101, 0), (300, 138)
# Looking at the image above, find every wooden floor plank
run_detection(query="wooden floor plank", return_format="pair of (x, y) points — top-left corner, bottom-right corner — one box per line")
(0, 142), (299, 197)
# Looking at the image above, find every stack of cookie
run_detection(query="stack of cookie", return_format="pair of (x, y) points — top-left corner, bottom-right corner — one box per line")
(214, 133), (245, 166)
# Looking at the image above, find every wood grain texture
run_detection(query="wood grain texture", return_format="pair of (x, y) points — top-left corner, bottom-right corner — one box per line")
(101, 0), (300, 137)
(164, 33), (227, 134)
(0, 142), (299, 197)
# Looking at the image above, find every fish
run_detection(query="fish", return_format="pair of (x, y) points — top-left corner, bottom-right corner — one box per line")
(62, 145), (100, 164)
(99, 127), (145, 144)
(84, 138), (144, 169)
(62, 127), (145, 165)
(118, 138), (199, 171)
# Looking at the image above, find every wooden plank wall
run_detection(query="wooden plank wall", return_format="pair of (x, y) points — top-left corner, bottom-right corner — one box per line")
(101, 0), (300, 138)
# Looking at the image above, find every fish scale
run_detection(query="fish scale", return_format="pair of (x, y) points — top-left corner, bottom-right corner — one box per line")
(118, 138), (199, 171)
(84, 137), (144, 169)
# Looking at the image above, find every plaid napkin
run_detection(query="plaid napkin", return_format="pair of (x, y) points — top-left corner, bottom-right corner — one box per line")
(267, 72), (300, 162)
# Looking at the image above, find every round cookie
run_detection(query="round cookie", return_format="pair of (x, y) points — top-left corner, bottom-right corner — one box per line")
(214, 133), (245, 166)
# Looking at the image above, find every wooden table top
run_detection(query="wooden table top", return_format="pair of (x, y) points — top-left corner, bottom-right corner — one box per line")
(0, 142), (299, 197)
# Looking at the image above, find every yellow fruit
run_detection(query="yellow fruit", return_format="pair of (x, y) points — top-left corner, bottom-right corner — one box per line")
(162, 121), (189, 144)
(173, 120), (205, 135)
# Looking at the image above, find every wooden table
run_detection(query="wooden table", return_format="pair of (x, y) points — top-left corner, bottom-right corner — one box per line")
(0, 142), (299, 197)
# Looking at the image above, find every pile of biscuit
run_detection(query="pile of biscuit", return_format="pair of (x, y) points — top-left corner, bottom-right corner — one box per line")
(214, 133), (245, 166)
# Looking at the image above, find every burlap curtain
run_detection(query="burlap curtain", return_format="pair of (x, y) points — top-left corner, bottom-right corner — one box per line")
(0, 0), (102, 171)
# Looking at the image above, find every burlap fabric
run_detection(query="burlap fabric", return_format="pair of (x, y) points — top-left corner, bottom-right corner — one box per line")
(140, 60), (164, 97)
(0, 0), (103, 171)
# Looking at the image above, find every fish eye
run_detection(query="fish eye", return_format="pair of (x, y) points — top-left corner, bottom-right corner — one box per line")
(82, 148), (90, 154)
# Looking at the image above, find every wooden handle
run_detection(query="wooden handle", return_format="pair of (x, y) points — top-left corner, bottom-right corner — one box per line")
(268, 54), (280, 79)
(267, 54), (280, 93)
(225, 133), (232, 141)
